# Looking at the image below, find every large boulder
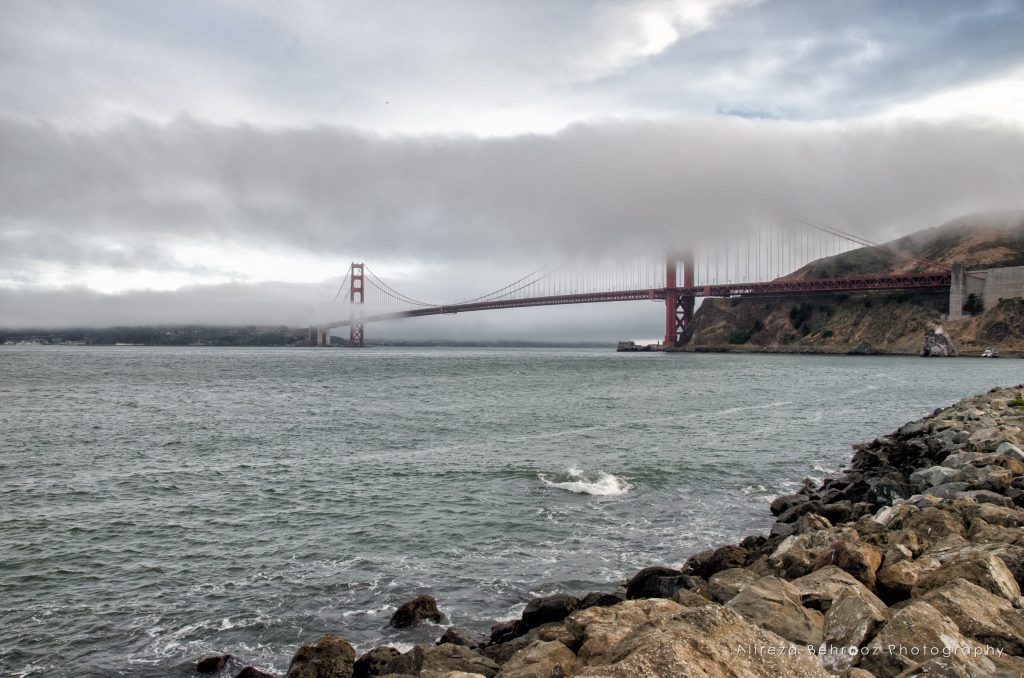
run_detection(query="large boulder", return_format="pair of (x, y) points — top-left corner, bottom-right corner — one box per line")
(875, 557), (940, 604)
(390, 595), (443, 628)
(921, 327), (957, 357)
(438, 627), (488, 650)
(385, 644), (498, 678)
(918, 578), (1024, 656)
(912, 548), (1021, 601)
(286, 635), (357, 678)
(708, 567), (760, 604)
(565, 598), (683, 666)
(490, 619), (528, 644)
(535, 622), (582, 653)
(725, 576), (825, 647)
(572, 604), (829, 677)
(825, 539), (884, 591)
(790, 565), (885, 612)
(521, 594), (579, 628)
(820, 586), (888, 672)
(767, 527), (859, 579)
(909, 465), (961, 491)
(493, 640), (577, 678)
(861, 601), (1024, 677)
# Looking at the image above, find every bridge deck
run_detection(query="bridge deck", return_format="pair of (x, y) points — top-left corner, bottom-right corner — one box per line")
(323, 271), (950, 329)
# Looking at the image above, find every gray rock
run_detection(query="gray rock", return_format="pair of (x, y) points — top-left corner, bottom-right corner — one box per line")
(924, 481), (971, 498)
(909, 465), (960, 490)
(438, 628), (487, 650)
(955, 489), (1015, 507)
(997, 441), (1024, 462)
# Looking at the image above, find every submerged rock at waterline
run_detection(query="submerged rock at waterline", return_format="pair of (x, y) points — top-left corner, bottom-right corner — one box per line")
(195, 653), (232, 673)
(390, 595), (444, 628)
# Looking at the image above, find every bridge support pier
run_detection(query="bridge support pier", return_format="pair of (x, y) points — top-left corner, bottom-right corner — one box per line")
(315, 327), (331, 346)
(664, 252), (695, 348)
(349, 262), (365, 347)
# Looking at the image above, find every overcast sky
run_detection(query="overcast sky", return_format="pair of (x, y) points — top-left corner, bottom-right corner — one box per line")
(2, 0), (1023, 339)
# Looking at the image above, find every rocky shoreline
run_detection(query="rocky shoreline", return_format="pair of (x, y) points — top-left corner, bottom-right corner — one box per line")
(203, 385), (1024, 678)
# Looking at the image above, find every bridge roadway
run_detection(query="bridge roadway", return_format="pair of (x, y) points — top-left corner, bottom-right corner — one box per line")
(322, 270), (951, 330)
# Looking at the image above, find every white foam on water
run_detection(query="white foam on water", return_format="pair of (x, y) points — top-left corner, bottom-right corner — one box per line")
(342, 604), (392, 618)
(538, 469), (631, 496)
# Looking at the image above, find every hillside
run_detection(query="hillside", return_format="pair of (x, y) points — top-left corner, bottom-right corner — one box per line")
(684, 211), (1024, 355)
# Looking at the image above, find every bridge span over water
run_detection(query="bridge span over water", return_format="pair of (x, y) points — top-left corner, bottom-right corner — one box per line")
(317, 221), (955, 348)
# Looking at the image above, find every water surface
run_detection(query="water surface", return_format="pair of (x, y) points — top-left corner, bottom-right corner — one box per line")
(0, 347), (1017, 676)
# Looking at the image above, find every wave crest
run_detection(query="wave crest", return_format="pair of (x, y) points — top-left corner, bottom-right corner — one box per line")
(539, 469), (631, 496)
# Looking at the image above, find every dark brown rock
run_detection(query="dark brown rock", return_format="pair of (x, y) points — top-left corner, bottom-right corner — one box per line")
(771, 493), (809, 516)
(236, 667), (275, 678)
(683, 544), (751, 578)
(624, 566), (705, 599)
(286, 635), (356, 678)
(576, 591), (624, 610)
(389, 595), (443, 628)
(489, 618), (528, 644)
(196, 654), (232, 674)
(521, 593), (579, 628)
(353, 647), (400, 678)
(437, 627), (487, 650)
(480, 639), (530, 665)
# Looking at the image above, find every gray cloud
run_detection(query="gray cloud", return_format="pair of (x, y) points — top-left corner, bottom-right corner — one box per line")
(2, 115), (1023, 266)
(622, 0), (1024, 120)
(1, 1), (1021, 131)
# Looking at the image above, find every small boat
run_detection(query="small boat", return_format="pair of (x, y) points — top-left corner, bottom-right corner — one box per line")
(981, 347), (999, 358)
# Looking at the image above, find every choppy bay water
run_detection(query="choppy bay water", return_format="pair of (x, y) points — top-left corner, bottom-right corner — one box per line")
(0, 346), (1018, 676)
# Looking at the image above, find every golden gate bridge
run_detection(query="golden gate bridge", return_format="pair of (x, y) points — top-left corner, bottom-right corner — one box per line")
(317, 220), (952, 348)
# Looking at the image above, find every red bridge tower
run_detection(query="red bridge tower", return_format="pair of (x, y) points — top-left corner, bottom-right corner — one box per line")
(664, 252), (695, 348)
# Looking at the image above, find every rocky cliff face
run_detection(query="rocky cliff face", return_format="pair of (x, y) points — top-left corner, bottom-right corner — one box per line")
(685, 211), (1024, 354)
